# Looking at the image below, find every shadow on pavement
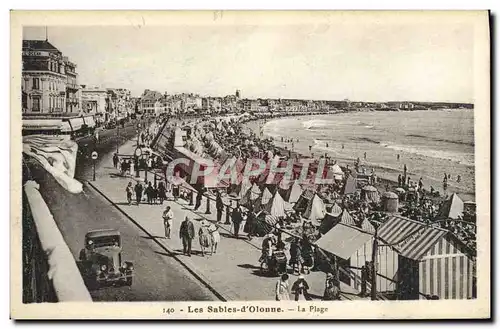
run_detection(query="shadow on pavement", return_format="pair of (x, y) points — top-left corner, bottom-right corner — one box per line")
(141, 235), (166, 240)
(237, 263), (260, 270)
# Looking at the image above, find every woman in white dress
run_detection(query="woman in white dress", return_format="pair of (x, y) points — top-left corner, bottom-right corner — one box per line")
(275, 274), (290, 301)
(206, 222), (221, 254)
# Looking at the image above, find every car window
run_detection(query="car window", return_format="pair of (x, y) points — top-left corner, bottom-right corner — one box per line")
(87, 235), (120, 248)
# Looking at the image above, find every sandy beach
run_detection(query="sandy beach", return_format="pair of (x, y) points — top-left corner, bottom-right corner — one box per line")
(243, 111), (475, 202)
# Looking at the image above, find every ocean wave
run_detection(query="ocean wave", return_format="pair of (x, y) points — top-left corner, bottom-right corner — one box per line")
(382, 142), (475, 167)
(406, 134), (475, 147)
(302, 119), (328, 130)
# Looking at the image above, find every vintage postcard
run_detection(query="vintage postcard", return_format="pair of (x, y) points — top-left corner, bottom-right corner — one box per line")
(10, 10), (490, 319)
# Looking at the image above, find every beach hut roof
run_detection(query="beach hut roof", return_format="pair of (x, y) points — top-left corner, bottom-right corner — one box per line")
(315, 223), (373, 260)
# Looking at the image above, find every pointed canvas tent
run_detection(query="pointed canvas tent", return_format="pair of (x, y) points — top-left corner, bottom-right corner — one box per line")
(238, 178), (253, 200)
(293, 189), (315, 215)
(339, 209), (375, 234)
(255, 187), (274, 213)
(303, 194), (327, 224)
(330, 164), (344, 181)
(438, 193), (464, 220)
(240, 183), (262, 209)
(319, 203), (343, 234)
(342, 175), (357, 195)
(281, 180), (303, 203)
(263, 191), (287, 218)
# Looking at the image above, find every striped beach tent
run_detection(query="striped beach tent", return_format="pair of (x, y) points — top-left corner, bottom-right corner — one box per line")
(254, 211), (279, 237)
(339, 210), (375, 234)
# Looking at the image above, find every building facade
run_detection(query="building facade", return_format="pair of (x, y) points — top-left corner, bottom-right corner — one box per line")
(81, 86), (107, 120)
(22, 40), (74, 114)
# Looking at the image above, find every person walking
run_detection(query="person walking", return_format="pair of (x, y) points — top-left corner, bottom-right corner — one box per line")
(194, 185), (204, 211)
(231, 205), (244, 239)
(291, 275), (311, 301)
(179, 216), (195, 256)
(360, 264), (368, 297)
(162, 205), (173, 239)
(158, 181), (166, 204)
(216, 190), (224, 223)
(244, 210), (256, 241)
(125, 182), (133, 205)
(145, 182), (154, 204)
(323, 272), (341, 300)
(289, 238), (303, 275)
(134, 181), (143, 206)
(275, 273), (290, 301)
(113, 153), (119, 169)
(418, 177), (424, 191)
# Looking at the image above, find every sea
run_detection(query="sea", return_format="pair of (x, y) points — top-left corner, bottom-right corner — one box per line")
(246, 110), (475, 201)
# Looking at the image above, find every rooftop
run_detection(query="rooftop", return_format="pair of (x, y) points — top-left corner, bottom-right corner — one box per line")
(23, 39), (61, 53)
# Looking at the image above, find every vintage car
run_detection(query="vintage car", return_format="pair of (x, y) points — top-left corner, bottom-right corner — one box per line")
(79, 229), (134, 288)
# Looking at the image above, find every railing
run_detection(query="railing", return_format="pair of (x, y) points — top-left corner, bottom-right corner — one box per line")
(22, 187), (57, 303)
(22, 160), (92, 303)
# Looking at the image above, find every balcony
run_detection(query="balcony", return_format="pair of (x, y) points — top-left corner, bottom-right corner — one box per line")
(66, 97), (79, 104)
(66, 83), (79, 90)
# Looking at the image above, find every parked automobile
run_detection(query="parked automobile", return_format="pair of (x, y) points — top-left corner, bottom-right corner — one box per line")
(105, 121), (117, 129)
(79, 229), (134, 289)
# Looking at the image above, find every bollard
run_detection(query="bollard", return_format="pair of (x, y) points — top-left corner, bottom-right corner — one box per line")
(189, 189), (194, 206)
(225, 204), (231, 224)
(205, 195), (211, 214)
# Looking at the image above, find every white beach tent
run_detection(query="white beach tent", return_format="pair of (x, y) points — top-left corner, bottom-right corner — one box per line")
(263, 191), (287, 218)
(330, 164), (344, 181)
(285, 180), (303, 203)
(303, 193), (327, 224)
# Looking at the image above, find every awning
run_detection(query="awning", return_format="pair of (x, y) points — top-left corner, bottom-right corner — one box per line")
(315, 223), (373, 260)
(68, 117), (84, 131)
(22, 119), (62, 130)
(377, 215), (447, 261)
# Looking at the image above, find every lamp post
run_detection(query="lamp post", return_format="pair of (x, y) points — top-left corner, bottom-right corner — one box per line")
(116, 118), (120, 154)
(143, 150), (150, 182)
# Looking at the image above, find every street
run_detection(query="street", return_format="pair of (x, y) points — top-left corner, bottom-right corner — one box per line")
(29, 120), (217, 301)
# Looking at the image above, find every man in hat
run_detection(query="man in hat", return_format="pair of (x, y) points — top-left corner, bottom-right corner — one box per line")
(231, 204), (244, 238)
(179, 216), (195, 256)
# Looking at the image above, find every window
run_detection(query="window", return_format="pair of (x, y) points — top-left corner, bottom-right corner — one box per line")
(33, 78), (40, 90)
(32, 97), (40, 112)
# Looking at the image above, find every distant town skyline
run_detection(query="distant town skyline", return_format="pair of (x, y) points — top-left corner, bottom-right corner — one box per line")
(23, 22), (474, 103)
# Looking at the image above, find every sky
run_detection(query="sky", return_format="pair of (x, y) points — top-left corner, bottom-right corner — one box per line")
(23, 22), (474, 102)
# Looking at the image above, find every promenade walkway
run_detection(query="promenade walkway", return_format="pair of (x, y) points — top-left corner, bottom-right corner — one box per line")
(89, 137), (367, 301)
